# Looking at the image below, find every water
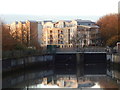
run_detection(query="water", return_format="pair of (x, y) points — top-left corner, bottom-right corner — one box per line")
(2, 62), (120, 89)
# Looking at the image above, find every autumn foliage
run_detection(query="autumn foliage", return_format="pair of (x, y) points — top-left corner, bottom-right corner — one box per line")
(97, 13), (119, 47)
(2, 24), (20, 50)
(2, 21), (41, 51)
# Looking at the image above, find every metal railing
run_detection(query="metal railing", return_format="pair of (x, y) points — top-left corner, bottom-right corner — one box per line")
(56, 47), (106, 53)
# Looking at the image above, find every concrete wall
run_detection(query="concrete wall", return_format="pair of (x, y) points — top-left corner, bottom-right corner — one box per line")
(107, 54), (112, 61)
(112, 54), (120, 63)
(107, 53), (120, 63)
(2, 55), (54, 72)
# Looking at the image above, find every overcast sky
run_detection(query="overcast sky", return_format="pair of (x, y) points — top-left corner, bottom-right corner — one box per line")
(0, 0), (119, 23)
(0, 0), (119, 16)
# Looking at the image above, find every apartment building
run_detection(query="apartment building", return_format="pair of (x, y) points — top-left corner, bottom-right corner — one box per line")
(41, 19), (100, 48)
(9, 19), (100, 49)
(76, 25), (100, 47)
(41, 20), (73, 48)
(10, 20), (42, 49)
(38, 22), (43, 45)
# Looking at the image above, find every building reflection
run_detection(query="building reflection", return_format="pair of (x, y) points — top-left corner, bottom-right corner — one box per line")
(107, 64), (120, 86)
(2, 63), (120, 89)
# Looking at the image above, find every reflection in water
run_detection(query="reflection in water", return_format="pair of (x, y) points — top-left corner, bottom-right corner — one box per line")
(2, 63), (120, 89)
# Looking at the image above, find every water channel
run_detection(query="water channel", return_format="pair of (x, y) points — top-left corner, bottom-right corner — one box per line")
(2, 61), (120, 89)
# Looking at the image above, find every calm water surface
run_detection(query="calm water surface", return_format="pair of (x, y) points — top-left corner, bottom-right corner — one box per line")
(2, 62), (120, 89)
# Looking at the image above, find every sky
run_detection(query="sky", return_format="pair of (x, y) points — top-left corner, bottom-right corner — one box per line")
(0, 0), (119, 23)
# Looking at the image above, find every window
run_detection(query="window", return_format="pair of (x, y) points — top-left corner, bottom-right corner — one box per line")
(88, 23), (91, 25)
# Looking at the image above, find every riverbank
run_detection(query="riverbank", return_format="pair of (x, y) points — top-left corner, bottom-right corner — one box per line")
(2, 54), (54, 73)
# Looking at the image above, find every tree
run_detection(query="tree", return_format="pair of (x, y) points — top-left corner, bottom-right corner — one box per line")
(106, 35), (120, 47)
(97, 13), (119, 47)
(2, 23), (22, 50)
(71, 30), (84, 51)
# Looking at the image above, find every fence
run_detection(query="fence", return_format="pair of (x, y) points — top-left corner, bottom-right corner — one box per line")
(56, 47), (106, 52)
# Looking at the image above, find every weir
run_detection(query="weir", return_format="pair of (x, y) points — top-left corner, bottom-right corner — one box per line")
(54, 52), (107, 75)
(2, 47), (107, 72)
(54, 52), (107, 66)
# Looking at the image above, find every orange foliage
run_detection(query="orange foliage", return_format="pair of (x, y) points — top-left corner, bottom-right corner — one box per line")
(97, 13), (119, 46)
(2, 24), (19, 50)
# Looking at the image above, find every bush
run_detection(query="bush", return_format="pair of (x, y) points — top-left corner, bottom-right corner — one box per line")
(106, 35), (120, 47)
(14, 44), (27, 50)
